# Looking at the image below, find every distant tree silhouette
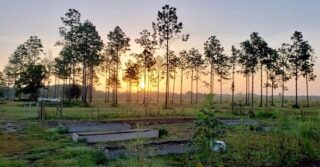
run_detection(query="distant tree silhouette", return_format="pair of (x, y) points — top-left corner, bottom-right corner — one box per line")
(168, 51), (179, 104)
(79, 21), (103, 104)
(0, 72), (5, 98)
(204, 36), (223, 99)
(53, 56), (71, 100)
(240, 38), (259, 107)
(215, 53), (230, 104)
(135, 29), (157, 104)
(123, 60), (140, 103)
(16, 64), (48, 101)
(154, 4), (188, 108)
(187, 48), (205, 104)
(178, 50), (188, 104)
(300, 43), (316, 107)
(230, 46), (240, 111)
(5, 36), (44, 100)
(288, 31), (314, 108)
(277, 43), (292, 107)
(266, 49), (280, 106)
(153, 56), (165, 103)
(102, 50), (112, 103)
(248, 32), (270, 107)
(238, 48), (251, 106)
(107, 26), (130, 107)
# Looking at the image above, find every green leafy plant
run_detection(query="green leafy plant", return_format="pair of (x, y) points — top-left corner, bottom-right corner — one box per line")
(191, 94), (222, 166)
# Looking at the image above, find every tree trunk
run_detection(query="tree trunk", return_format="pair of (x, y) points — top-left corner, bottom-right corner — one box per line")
(265, 70), (268, 107)
(245, 75), (248, 105)
(157, 69), (160, 103)
(112, 63), (116, 106)
(165, 35), (169, 108)
(88, 66), (94, 104)
(190, 69), (193, 104)
(231, 67), (235, 113)
(271, 79), (274, 106)
(68, 77), (71, 102)
(220, 75), (222, 104)
(294, 66), (298, 108)
(306, 75), (309, 107)
(260, 65), (263, 107)
(107, 64), (110, 103)
(195, 70), (199, 104)
(143, 66), (146, 105)
(281, 75), (285, 108)
(251, 73), (254, 107)
(82, 63), (87, 103)
(115, 59), (119, 106)
(171, 71), (176, 104)
(136, 83), (139, 103)
(180, 69), (183, 104)
(104, 65), (108, 103)
(54, 76), (57, 98)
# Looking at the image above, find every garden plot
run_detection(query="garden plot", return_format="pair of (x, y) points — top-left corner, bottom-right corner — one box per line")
(218, 119), (260, 126)
(0, 120), (21, 133)
(63, 122), (131, 133)
(103, 140), (191, 159)
(72, 128), (159, 143)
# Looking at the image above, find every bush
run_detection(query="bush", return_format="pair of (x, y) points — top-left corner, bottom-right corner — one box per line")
(158, 128), (168, 138)
(55, 125), (69, 134)
(300, 121), (320, 142)
(255, 110), (277, 119)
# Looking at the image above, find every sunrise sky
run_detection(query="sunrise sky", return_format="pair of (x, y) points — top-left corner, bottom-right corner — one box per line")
(1, 0), (320, 95)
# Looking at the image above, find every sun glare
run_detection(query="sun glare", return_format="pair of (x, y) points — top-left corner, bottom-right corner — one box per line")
(139, 81), (145, 89)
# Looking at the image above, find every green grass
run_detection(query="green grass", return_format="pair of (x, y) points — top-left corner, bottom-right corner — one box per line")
(0, 100), (320, 166)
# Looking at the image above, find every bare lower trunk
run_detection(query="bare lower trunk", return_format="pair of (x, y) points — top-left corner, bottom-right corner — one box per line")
(82, 63), (88, 103)
(260, 66), (263, 107)
(115, 61), (119, 106)
(306, 75), (309, 107)
(251, 73), (254, 107)
(54, 76), (57, 98)
(190, 70), (193, 104)
(271, 79), (274, 106)
(282, 75), (285, 108)
(195, 70), (199, 104)
(294, 67), (298, 108)
(171, 71), (176, 104)
(104, 67), (108, 103)
(165, 38), (169, 108)
(143, 66), (146, 105)
(136, 83), (139, 103)
(220, 75), (222, 104)
(180, 69), (183, 104)
(88, 66), (94, 104)
(231, 68), (235, 112)
(245, 75), (248, 105)
(157, 69), (160, 103)
(265, 71), (268, 107)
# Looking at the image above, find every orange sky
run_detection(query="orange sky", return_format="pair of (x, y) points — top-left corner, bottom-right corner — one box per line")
(1, 0), (320, 95)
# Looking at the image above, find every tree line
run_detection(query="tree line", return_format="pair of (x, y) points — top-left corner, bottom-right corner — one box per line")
(0, 5), (316, 109)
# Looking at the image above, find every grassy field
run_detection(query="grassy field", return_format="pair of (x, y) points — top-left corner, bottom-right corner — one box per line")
(0, 100), (320, 167)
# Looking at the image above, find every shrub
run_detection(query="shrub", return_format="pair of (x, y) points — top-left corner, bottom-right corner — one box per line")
(255, 110), (277, 119)
(55, 125), (69, 134)
(158, 128), (168, 138)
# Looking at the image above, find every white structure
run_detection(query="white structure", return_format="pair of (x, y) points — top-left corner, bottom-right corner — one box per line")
(37, 98), (63, 120)
(211, 140), (226, 152)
